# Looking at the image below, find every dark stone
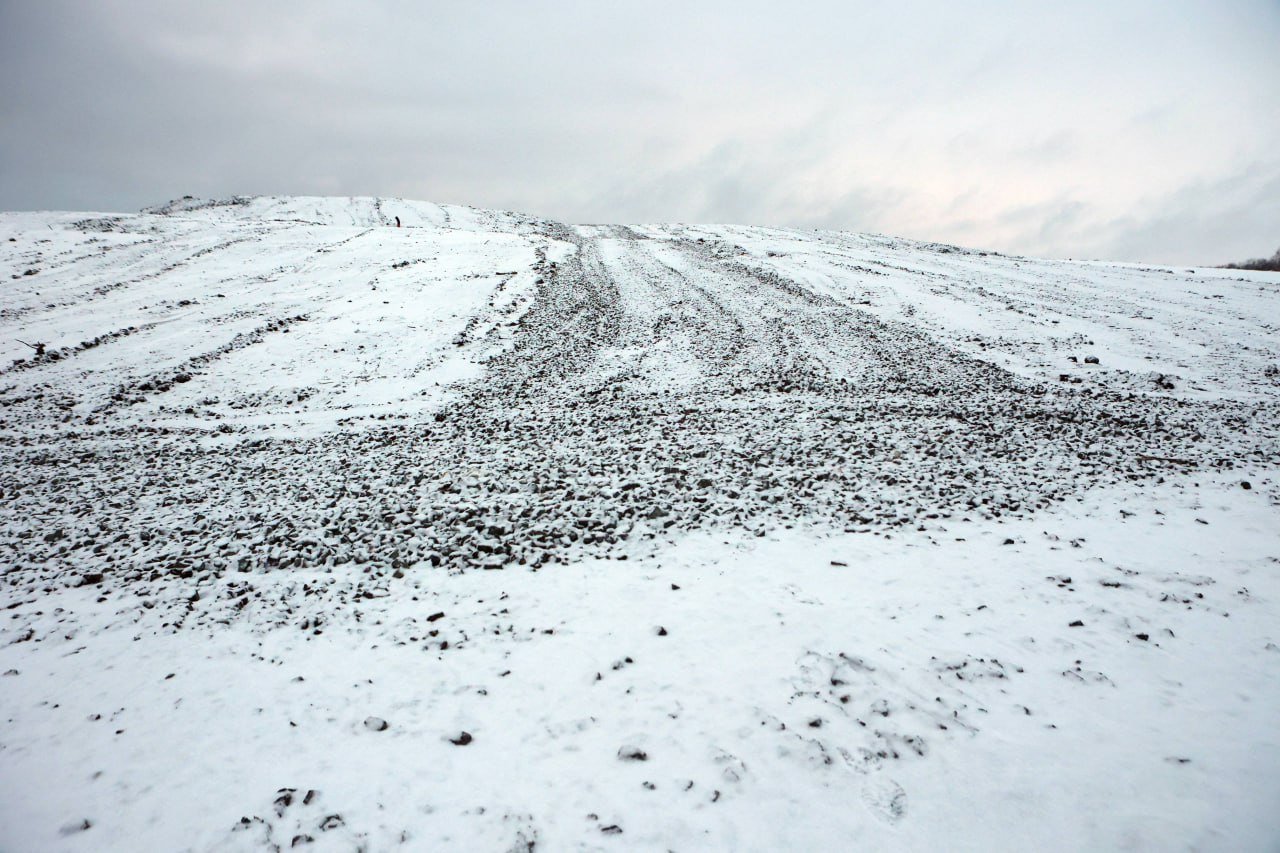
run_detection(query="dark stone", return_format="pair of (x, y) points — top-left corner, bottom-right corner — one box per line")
(1068, 620), (1084, 627)
(450, 731), (473, 745)
(59, 819), (92, 836)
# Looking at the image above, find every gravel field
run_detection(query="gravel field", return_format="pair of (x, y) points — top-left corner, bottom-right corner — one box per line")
(2, 197), (1278, 851)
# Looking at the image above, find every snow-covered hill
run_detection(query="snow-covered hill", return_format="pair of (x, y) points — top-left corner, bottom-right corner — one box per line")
(2, 197), (1278, 851)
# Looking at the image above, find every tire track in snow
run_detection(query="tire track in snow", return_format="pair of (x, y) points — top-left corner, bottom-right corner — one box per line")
(0, 216), (1272, 612)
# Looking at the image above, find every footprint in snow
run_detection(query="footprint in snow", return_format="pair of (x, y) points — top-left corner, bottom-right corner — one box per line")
(861, 776), (908, 823)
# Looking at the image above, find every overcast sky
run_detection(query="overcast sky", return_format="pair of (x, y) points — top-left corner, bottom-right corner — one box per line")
(2, 1), (1277, 263)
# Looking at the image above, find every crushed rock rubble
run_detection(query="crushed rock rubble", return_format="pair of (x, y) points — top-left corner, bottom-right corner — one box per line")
(1, 208), (1276, 633)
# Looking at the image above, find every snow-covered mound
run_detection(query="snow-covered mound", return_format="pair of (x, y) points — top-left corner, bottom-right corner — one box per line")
(1, 197), (560, 439)
(1, 197), (1278, 851)
(142, 194), (543, 233)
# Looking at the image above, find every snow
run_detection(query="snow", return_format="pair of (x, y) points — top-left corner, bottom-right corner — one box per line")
(641, 224), (1280, 401)
(0, 199), (563, 441)
(2, 197), (1279, 851)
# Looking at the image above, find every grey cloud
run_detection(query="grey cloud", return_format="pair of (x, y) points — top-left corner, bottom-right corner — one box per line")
(787, 186), (911, 235)
(2, 0), (1278, 262)
(1085, 164), (1280, 265)
(988, 162), (1280, 264)
(1011, 132), (1077, 164)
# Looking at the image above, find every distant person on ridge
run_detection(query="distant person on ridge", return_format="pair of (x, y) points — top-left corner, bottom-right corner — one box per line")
(395, 215), (401, 228)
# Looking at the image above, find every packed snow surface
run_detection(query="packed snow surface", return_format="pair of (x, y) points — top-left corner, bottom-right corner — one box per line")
(1, 196), (1278, 851)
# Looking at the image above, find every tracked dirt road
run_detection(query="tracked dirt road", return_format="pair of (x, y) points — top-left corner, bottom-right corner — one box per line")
(1, 204), (1273, 624)
(3, 199), (1279, 851)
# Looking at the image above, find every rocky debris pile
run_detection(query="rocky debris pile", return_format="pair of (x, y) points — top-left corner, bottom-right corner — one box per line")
(1, 221), (1276, 631)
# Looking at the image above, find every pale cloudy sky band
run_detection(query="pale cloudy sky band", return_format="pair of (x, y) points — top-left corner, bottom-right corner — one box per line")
(1, 0), (1276, 264)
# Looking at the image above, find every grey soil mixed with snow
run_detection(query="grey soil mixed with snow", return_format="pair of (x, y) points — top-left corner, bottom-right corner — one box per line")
(2, 197), (1279, 851)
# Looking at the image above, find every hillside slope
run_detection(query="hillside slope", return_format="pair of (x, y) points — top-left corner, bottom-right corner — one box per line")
(2, 198), (1278, 851)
